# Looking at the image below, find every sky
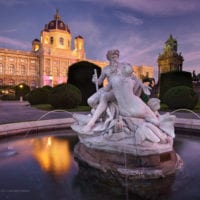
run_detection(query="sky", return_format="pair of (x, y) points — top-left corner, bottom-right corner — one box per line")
(0, 0), (200, 80)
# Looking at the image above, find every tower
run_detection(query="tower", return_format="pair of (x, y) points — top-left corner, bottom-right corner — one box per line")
(38, 10), (86, 86)
(157, 34), (184, 79)
(74, 35), (85, 59)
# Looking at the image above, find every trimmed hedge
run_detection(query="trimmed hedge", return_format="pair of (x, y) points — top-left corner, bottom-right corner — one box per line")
(27, 88), (50, 105)
(1, 94), (17, 101)
(48, 83), (82, 109)
(68, 61), (102, 105)
(160, 71), (193, 102)
(163, 86), (198, 109)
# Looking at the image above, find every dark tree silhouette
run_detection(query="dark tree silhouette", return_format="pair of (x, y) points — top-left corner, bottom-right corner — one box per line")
(68, 61), (102, 105)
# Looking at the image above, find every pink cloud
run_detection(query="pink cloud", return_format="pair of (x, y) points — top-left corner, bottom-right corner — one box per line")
(0, 36), (30, 49)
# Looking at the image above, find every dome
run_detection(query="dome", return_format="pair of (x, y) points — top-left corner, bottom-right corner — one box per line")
(32, 38), (40, 45)
(45, 10), (70, 33)
(32, 38), (40, 42)
(75, 35), (84, 39)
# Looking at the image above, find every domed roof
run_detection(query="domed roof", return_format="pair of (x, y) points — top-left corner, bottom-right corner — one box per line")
(75, 35), (84, 39)
(32, 38), (40, 42)
(45, 10), (70, 33)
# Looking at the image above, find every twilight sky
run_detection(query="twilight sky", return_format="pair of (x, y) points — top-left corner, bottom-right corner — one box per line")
(0, 0), (200, 80)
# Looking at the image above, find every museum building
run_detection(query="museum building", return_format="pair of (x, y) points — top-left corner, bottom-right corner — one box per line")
(0, 10), (154, 88)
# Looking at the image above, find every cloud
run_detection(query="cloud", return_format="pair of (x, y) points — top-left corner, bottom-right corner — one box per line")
(81, 0), (200, 16)
(113, 11), (143, 25)
(114, 0), (200, 15)
(184, 51), (200, 64)
(0, 29), (18, 34)
(0, 36), (29, 49)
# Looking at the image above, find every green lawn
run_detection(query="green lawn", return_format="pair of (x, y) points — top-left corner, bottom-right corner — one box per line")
(33, 104), (91, 112)
(33, 100), (200, 113)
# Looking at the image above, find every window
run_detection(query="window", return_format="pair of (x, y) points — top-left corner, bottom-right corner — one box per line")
(44, 37), (49, 44)
(8, 64), (15, 74)
(50, 37), (54, 45)
(21, 65), (26, 75)
(59, 37), (64, 46)
(30, 66), (37, 75)
(31, 80), (36, 89)
(45, 66), (50, 76)
(0, 79), (3, 86)
(0, 63), (3, 74)
(53, 66), (59, 76)
(9, 79), (15, 86)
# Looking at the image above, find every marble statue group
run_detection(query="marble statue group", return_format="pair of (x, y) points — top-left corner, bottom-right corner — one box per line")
(71, 49), (176, 153)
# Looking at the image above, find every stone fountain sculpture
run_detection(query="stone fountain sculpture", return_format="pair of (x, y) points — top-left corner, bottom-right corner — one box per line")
(71, 50), (183, 196)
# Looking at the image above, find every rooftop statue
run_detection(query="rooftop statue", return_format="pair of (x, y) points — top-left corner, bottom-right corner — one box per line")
(163, 34), (178, 56)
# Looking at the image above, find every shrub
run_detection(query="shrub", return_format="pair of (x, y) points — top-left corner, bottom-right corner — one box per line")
(27, 88), (50, 105)
(159, 71), (193, 102)
(1, 94), (17, 101)
(42, 85), (52, 91)
(15, 83), (30, 100)
(48, 83), (82, 109)
(163, 86), (198, 110)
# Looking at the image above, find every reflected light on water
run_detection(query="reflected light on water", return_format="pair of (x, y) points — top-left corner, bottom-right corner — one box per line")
(33, 136), (71, 176)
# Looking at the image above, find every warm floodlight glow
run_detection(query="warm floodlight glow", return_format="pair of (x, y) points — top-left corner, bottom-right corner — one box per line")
(33, 137), (71, 176)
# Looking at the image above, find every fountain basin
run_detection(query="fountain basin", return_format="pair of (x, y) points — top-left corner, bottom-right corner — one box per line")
(74, 142), (183, 198)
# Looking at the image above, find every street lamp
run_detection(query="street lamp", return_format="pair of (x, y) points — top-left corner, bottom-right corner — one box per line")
(19, 84), (24, 102)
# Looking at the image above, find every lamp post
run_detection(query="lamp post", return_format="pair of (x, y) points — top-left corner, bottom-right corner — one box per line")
(19, 84), (24, 102)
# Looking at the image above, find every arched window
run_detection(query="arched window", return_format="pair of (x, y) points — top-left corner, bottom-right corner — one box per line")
(0, 63), (3, 74)
(59, 37), (64, 46)
(50, 37), (54, 45)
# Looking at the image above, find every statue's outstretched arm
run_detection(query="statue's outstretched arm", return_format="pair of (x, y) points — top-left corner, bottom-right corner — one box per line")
(132, 76), (151, 96)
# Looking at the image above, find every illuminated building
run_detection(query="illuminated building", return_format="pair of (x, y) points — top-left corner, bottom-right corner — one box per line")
(0, 10), (154, 88)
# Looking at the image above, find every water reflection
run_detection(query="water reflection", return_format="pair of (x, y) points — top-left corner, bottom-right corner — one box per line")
(0, 133), (200, 200)
(33, 136), (71, 176)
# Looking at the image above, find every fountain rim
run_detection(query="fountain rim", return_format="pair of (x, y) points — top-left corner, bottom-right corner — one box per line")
(0, 115), (199, 139)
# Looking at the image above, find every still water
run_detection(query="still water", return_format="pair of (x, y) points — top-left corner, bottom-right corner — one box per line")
(0, 131), (200, 200)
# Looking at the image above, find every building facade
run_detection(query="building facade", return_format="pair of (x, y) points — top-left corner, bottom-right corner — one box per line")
(0, 10), (154, 88)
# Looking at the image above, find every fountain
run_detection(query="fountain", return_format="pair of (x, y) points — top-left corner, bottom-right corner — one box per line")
(71, 50), (183, 198)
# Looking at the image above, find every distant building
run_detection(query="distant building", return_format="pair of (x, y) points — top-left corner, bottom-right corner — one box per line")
(0, 10), (154, 88)
(157, 34), (184, 79)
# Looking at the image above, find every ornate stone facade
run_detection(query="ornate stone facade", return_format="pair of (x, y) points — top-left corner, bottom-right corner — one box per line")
(157, 34), (184, 79)
(0, 10), (154, 88)
(0, 49), (39, 88)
